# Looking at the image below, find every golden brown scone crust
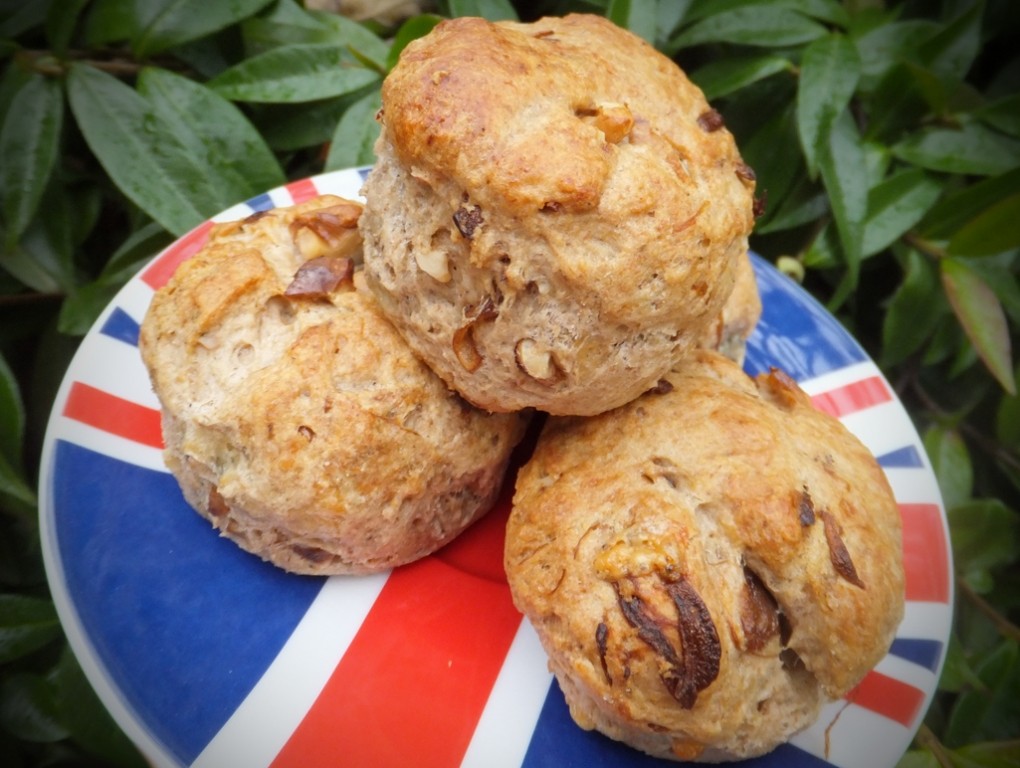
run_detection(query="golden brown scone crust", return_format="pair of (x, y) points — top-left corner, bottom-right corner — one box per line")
(696, 250), (761, 365)
(140, 196), (527, 575)
(360, 14), (756, 415)
(505, 351), (904, 761)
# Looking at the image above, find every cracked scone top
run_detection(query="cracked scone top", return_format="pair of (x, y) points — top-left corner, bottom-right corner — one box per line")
(139, 195), (527, 575)
(359, 14), (757, 415)
(505, 351), (905, 761)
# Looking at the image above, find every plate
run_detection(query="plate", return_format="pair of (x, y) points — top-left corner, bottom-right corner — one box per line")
(39, 168), (953, 768)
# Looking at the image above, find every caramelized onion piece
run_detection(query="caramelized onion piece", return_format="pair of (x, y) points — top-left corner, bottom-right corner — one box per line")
(739, 567), (781, 652)
(697, 108), (725, 132)
(453, 205), (484, 239)
(596, 621), (611, 683)
(666, 579), (722, 704)
(284, 255), (354, 298)
(820, 509), (865, 588)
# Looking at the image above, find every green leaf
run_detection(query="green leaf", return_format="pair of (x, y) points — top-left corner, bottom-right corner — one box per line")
(949, 499), (1019, 593)
(669, 7), (827, 52)
(892, 122), (1020, 177)
(307, 9), (390, 71)
(656, 0), (693, 46)
(137, 67), (285, 198)
(755, 180), (827, 235)
(0, 672), (68, 743)
(325, 88), (381, 171)
(82, 0), (136, 46)
(941, 257), (1016, 394)
(738, 103), (803, 230)
(914, 0), (983, 85)
(945, 641), (1020, 748)
(817, 109), (868, 305)
(207, 43), (380, 103)
(0, 351), (23, 469)
(796, 33), (860, 178)
(881, 249), (947, 366)
(852, 18), (940, 91)
(896, 749), (940, 768)
(952, 740), (1020, 768)
(386, 14), (443, 72)
(921, 169), (1020, 242)
(947, 193), (1020, 258)
(447, 0), (519, 21)
(683, 0), (848, 28)
(863, 168), (942, 257)
(131, 0), (275, 57)
(66, 63), (206, 236)
(923, 424), (973, 510)
(50, 647), (148, 767)
(0, 74), (63, 247)
(44, 0), (89, 54)
(0, 594), (60, 663)
(0, 0), (51, 38)
(607, 0), (657, 44)
(0, 451), (36, 512)
(690, 53), (791, 101)
(975, 93), (1020, 138)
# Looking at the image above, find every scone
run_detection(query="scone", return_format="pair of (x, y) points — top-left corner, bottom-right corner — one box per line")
(697, 250), (760, 364)
(139, 195), (528, 575)
(505, 350), (904, 761)
(360, 14), (757, 415)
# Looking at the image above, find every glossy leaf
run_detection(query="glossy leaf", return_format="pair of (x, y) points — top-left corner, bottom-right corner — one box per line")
(881, 249), (946, 366)
(0, 452), (36, 510)
(0, 74), (62, 246)
(325, 88), (381, 171)
(0, 352), (22, 470)
(386, 14), (443, 72)
(44, 0), (89, 53)
(914, 0), (983, 85)
(207, 44), (380, 103)
(951, 740), (1020, 768)
(976, 93), (1020, 138)
(607, 0), (657, 44)
(892, 122), (1020, 177)
(862, 168), (942, 257)
(447, 0), (519, 21)
(67, 64), (205, 236)
(738, 103), (802, 230)
(797, 33), (860, 178)
(131, 0), (275, 57)
(307, 9), (390, 71)
(682, 0), (848, 27)
(668, 7), (826, 52)
(944, 640), (1020, 747)
(82, 0), (136, 46)
(50, 647), (147, 767)
(923, 425), (973, 511)
(0, 594), (60, 664)
(942, 257), (1016, 394)
(852, 18), (940, 90)
(947, 192), (1020, 258)
(0, 672), (67, 743)
(138, 67), (285, 198)
(690, 53), (791, 101)
(921, 168), (1020, 241)
(817, 109), (868, 305)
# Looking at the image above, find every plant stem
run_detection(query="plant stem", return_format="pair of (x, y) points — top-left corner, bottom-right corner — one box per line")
(957, 577), (1020, 643)
(915, 723), (955, 768)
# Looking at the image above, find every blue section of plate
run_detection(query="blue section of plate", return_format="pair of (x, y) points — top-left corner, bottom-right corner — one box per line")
(51, 440), (325, 764)
(745, 257), (867, 380)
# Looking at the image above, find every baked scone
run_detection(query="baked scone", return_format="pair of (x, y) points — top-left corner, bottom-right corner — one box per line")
(360, 14), (756, 415)
(139, 196), (528, 575)
(696, 250), (760, 364)
(505, 350), (904, 761)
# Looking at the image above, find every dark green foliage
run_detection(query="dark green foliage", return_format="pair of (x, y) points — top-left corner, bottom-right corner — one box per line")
(1, 0), (1017, 765)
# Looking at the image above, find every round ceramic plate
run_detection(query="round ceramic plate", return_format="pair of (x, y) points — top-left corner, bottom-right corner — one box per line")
(40, 168), (953, 768)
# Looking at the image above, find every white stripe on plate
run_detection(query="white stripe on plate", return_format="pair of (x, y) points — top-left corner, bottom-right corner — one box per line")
(883, 467), (944, 506)
(191, 571), (389, 768)
(51, 417), (168, 472)
(67, 333), (160, 410)
(838, 401), (922, 461)
(460, 620), (554, 768)
(899, 601), (954, 644)
(792, 698), (910, 768)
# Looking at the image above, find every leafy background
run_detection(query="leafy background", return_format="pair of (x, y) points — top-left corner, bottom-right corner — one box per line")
(1, 0), (1017, 765)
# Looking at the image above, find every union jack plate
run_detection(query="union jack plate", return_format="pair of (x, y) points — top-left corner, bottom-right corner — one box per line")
(39, 168), (952, 768)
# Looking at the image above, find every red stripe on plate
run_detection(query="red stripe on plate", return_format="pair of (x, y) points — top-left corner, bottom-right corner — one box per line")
(899, 503), (951, 604)
(847, 669), (927, 728)
(140, 220), (214, 290)
(63, 382), (163, 449)
(271, 513), (522, 768)
(285, 177), (320, 204)
(810, 376), (892, 418)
